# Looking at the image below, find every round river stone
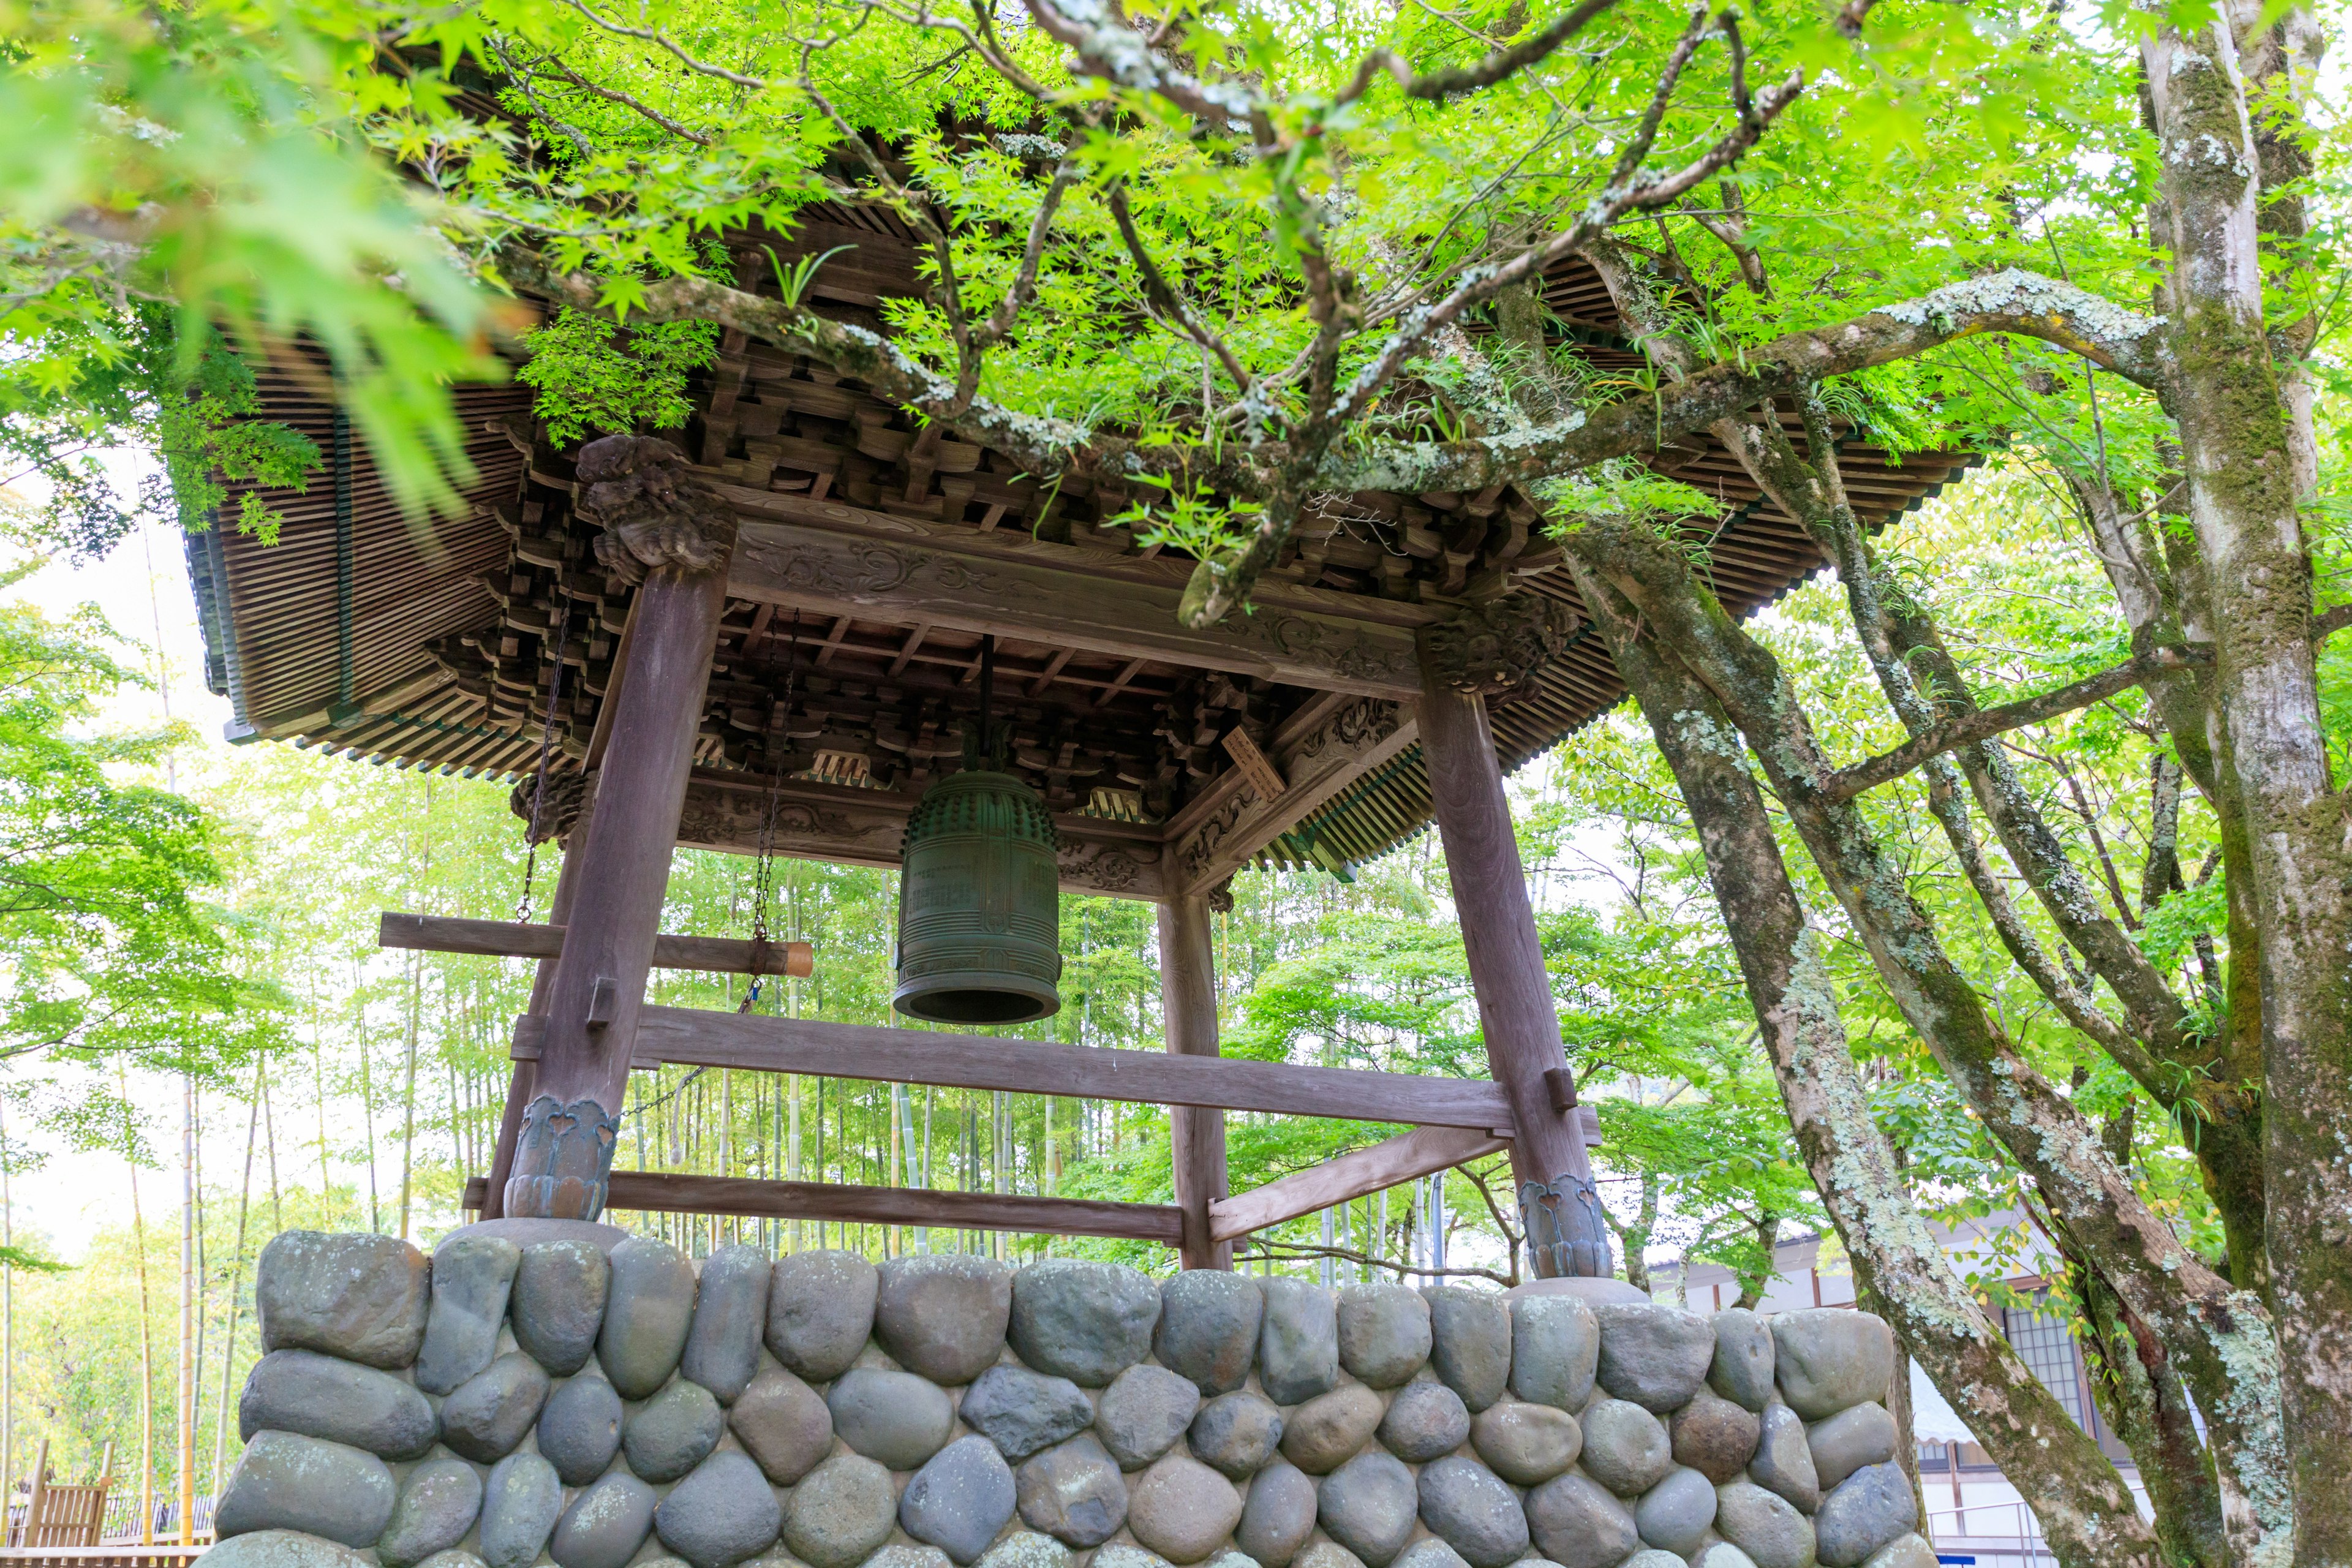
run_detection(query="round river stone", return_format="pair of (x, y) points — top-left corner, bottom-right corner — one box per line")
(1191, 1390), (1285, 1479)
(1813, 1460), (1918, 1567)
(1316, 1450), (1418, 1568)
(1280, 1384), (1383, 1475)
(1259, 1276), (1339, 1405)
(876, 1254), (1013, 1384)
(1508, 1295), (1597, 1412)
(415, 1234), (521, 1396)
(1747, 1401), (1821, 1513)
(1715, 1478), (1820, 1568)
(1580, 1397), (1673, 1496)
(1234, 1461), (1317, 1568)
(236, 1349), (437, 1460)
(1013, 1434), (1126, 1548)
(1808, 1401), (1897, 1491)
(1468, 1400), (1580, 1486)
(1593, 1302), (1716, 1413)
(1673, 1385), (1762, 1483)
(1336, 1284), (1431, 1389)
(599, 1236), (698, 1400)
(828, 1365), (954, 1469)
(900, 1436), (1019, 1566)
(728, 1366), (834, 1485)
(1379, 1379), (1470, 1462)
(1708, 1308), (1776, 1412)
(766, 1249), (879, 1382)
(214, 1431), (394, 1548)
(960, 1365), (1095, 1463)
(1414, 1455), (1528, 1568)
(1009, 1260), (1160, 1387)
(440, 1351), (551, 1463)
(624, 1379), (726, 1483)
(538, 1374), (625, 1486)
(656, 1451), (785, 1568)
(1525, 1471), (1637, 1568)
(256, 1231), (429, 1371)
(783, 1455), (899, 1568)
(511, 1239), (610, 1377)
(680, 1244), (772, 1403)
(1155, 1271), (1263, 1395)
(479, 1452), (563, 1568)
(549, 1474), (657, 1568)
(375, 1457), (483, 1568)
(1422, 1288), (1509, 1413)
(1126, 1454), (1243, 1564)
(1635, 1466), (1718, 1556)
(1098, 1363), (1201, 1470)
(1771, 1310), (1894, 1420)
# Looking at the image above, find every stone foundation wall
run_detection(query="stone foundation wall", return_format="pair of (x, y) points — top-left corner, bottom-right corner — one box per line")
(208, 1223), (1933, 1568)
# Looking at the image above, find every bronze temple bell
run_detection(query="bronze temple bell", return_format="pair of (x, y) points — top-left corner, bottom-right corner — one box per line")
(891, 639), (1064, 1025)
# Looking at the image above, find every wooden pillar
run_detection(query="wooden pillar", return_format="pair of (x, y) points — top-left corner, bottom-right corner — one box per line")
(1158, 891), (1232, 1270)
(503, 437), (735, 1221)
(1417, 662), (1611, 1278)
(482, 829), (586, 1219)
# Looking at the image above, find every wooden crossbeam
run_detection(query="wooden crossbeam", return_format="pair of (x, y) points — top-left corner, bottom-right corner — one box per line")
(725, 509), (1427, 699)
(380, 913), (813, 977)
(511, 1006), (1525, 1132)
(459, 1172), (1182, 1243)
(1207, 1125), (1510, 1243)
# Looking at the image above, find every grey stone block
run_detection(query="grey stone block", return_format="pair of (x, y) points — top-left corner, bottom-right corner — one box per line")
(682, 1245), (772, 1403)
(1771, 1310), (1894, 1420)
(729, 1366), (835, 1485)
(1155, 1272), (1263, 1395)
(1422, 1289), (1509, 1414)
(448, 1218), (628, 1254)
(783, 1456), (899, 1568)
(1191, 1391), (1284, 1479)
(1860, 1533), (1937, 1568)
(1234, 1461), (1317, 1568)
(1593, 1303), (1716, 1413)
(512, 1240), (610, 1376)
(202, 1530), (374, 1568)
(1336, 1285), (1431, 1389)
(416, 1234), (522, 1396)
(551, 1474), (657, 1568)
(1579, 1398), (1673, 1496)
(657, 1451), (785, 1568)
(237, 1349), (437, 1460)
(1097, 1363), (1201, 1470)
(256, 1232), (429, 1371)
(480, 1452), (564, 1568)
(1747, 1402), (1820, 1514)
(1468, 1400), (1580, 1486)
(827, 1365), (954, 1469)
(1379, 1381), (1469, 1462)
(1635, 1466), (1717, 1556)
(1807, 1402), (1896, 1491)
(214, 1431), (394, 1548)
(440, 1352), (551, 1464)
(900, 1436), (1019, 1566)
(539, 1374), (625, 1486)
(1008, 1260), (1159, 1387)
(976, 1532), (1072, 1568)
(1814, 1461), (1917, 1567)
(1013, 1434), (1126, 1548)
(1260, 1277), (1340, 1405)
(1714, 1479), (1818, 1568)
(959, 1365), (1093, 1463)
(1316, 1450), (1418, 1568)
(376, 1457), (483, 1568)
(1127, 1454), (1243, 1564)
(599, 1236), (698, 1400)
(1524, 1472), (1638, 1568)
(625, 1379), (726, 1483)
(1673, 1386), (1762, 1483)
(1414, 1455), (1528, 1568)
(1708, 1310), (1775, 1412)
(1280, 1384), (1383, 1475)
(876, 1254), (1013, 1384)
(766, 1250), (878, 1382)
(1509, 1295), (1597, 1412)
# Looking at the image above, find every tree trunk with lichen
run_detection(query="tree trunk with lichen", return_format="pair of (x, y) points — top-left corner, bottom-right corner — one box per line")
(1566, 557), (2172, 1568)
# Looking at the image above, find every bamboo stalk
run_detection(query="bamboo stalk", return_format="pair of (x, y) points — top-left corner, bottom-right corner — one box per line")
(211, 1060), (262, 1520)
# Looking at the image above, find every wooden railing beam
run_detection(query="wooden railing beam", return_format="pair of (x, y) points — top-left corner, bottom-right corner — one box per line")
(1207, 1125), (1509, 1243)
(381, 912), (814, 978)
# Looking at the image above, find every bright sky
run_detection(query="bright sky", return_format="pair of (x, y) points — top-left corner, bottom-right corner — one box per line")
(10, 449), (271, 1261)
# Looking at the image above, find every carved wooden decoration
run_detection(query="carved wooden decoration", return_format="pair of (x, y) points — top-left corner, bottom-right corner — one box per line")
(1419, 592), (1581, 699)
